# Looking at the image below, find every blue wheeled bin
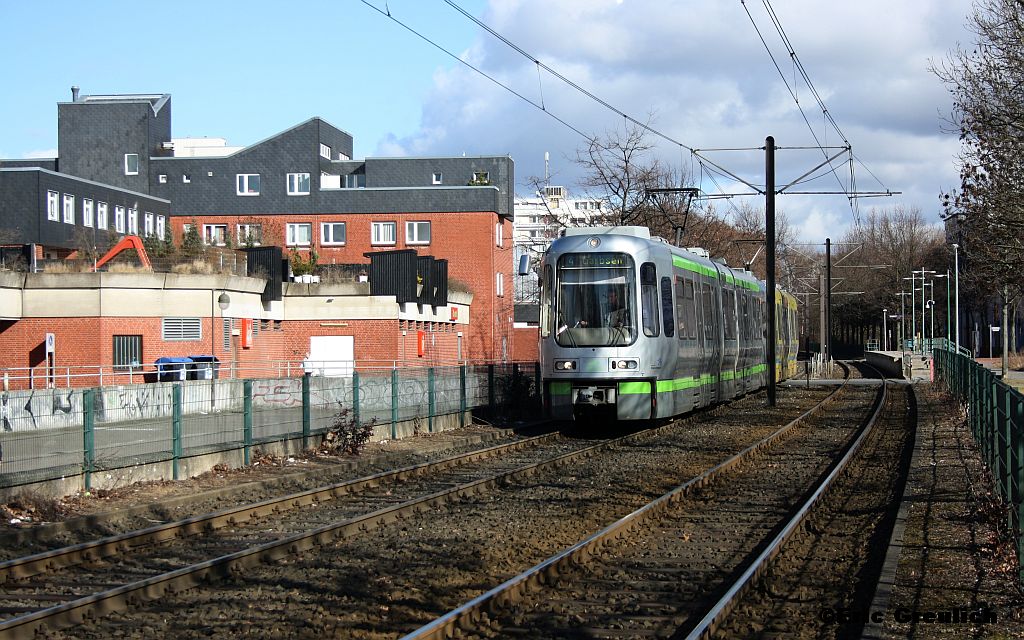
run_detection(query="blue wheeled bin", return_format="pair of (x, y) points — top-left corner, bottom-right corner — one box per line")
(155, 357), (192, 382)
(187, 355), (220, 380)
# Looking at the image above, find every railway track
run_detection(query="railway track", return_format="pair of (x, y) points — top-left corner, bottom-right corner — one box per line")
(403, 363), (895, 639)
(0, 382), (836, 639)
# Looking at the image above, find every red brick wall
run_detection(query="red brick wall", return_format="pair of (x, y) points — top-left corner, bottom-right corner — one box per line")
(512, 327), (539, 362)
(171, 212), (515, 362)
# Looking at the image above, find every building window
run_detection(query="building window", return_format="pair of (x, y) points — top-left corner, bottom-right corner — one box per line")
(97, 202), (108, 229)
(124, 154), (139, 176)
(343, 174), (366, 189)
(371, 221), (396, 245)
(47, 191), (59, 221)
(496, 272), (505, 297)
(144, 212), (155, 237)
(183, 174), (191, 184)
(62, 194), (75, 224)
(432, 172), (443, 185)
(158, 174), (168, 184)
(203, 224), (228, 246)
(319, 143), (331, 159)
(287, 172), (310, 195)
(472, 171), (490, 184)
(162, 317), (202, 341)
(112, 335), (143, 369)
(321, 222), (346, 246)
(128, 208), (139, 234)
(236, 173), (260, 195)
(237, 223), (262, 246)
(83, 199), (94, 228)
(115, 206), (126, 233)
(287, 222), (312, 246)
(406, 221), (431, 245)
(156, 215), (166, 239)
(495, 222), (504, 247)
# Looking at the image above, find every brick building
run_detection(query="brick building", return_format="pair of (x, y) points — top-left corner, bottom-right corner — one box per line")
(0, 89), (518, 371)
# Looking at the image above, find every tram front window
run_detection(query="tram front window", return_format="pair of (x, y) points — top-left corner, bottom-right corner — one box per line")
(555, 253), (636, 347)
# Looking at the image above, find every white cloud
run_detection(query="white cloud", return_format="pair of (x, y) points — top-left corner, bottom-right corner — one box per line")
(375, 0), (974, 243)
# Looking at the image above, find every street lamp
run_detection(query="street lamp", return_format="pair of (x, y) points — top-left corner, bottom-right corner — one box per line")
(952, 243), (960, 351)
(882, 308), (888, 351)
(898, 291), (911, 355)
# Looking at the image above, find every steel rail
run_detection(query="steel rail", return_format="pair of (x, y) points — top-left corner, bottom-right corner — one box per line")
(0, 431), (562, 584)
(400, 362), (854, 640)
(686, 363), (887, 639)
(0, 402), (734, 638)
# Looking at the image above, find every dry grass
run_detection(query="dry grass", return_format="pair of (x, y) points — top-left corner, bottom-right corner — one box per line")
(171, 259), (216, 275)
(106, 263), (153, 273)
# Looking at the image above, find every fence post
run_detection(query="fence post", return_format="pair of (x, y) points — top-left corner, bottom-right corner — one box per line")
(391, 367), (399, 440)
(460, 364), (467, 427)
(302, 373), (311, 449)
(428, 367), (436, 434)
(172, 384), (182, 481)
(82, 389), (95, 492)
(243, 379), (253, 466)
(488, 364), (495, 412)
(353, 371), (360, 428)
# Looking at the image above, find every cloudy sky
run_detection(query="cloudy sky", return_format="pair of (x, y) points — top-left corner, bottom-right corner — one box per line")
(1, 0), (974, 243)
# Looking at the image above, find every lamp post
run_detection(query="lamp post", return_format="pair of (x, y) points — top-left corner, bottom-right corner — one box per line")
(898, 291), (911, 355)
(952, 243), (960, 351)
(882, 308), (888, 351)
(902, 276), (916, 353)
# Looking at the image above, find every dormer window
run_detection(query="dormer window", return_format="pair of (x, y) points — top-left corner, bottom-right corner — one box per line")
(124, 154), (139, 175)
(319, 143), (331, 159)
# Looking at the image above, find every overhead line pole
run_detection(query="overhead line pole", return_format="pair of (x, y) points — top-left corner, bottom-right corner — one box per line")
(766, 137), (777, 407)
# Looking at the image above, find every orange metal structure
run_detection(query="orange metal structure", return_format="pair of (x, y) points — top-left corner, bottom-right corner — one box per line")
(93, 235), (152, 270)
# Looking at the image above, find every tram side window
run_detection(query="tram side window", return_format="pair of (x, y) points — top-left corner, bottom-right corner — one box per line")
(640, 262), (659, 337)
(684, 278), (700, 339)
(540, 264), (554, 338)
(739, 292), (749, 340)
(701, 282), (714, 340)
(660, 276), (674, 338)
(723, 289), (737, 340)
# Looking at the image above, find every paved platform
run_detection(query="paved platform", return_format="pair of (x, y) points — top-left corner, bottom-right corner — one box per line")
(864, 383), (1023, 639)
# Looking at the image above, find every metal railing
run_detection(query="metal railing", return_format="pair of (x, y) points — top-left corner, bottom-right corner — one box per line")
(0, 362), (541, 492)
(933, 346), (1024, 585)
(0, 359), (509, 391)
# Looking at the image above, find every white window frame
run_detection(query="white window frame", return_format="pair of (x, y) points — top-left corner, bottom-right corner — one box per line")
(203, 224), (228, 246)
(115, 206), (126, 233)
(124, 153), (139, 175)
(286, 222), (312, 246)
(319, 143), (331, 159)
(158, 174), (168, 184)
(495, 222), (504, 247)
(83, 199), (94, 228)
(432, 172), (443, 185)
(287, 172), (310, 195)
(182, 174), (191, 184)
(473, 171), (489, 183)
(127, 208), (139, 234)
(237, 223), (262, 246)
(236, 173), (260, 195)
(97, 202), (108, 230)
(47, 190), (59, 221)
(371, 221), (397, 246)
(496, 272), (505, 297)
(405, 221), (431, 245)
(156, 215), (166, 239)
(144, 212), (154, 237)
(320, 222), (346, 246)
(62, 194), (75, 224)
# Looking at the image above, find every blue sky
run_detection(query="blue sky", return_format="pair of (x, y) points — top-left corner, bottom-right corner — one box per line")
(1, 0), (974, 242)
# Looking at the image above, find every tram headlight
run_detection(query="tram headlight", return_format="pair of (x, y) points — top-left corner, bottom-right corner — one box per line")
(554, 359), (578, 371)
(612, 359), (639, 370)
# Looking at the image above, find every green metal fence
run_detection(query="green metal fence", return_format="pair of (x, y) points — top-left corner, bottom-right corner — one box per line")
(933, 347), (1024, 584)
(0, 362), (542, 491)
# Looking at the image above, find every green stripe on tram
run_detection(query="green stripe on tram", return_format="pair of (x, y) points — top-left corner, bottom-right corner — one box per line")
(550, 381), (571, 396)
(672, 255), (761, 292)
(618, 381), (652, 395)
